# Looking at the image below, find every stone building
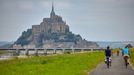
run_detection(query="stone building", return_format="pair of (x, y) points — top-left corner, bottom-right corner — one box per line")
(32, 4), (69, 46)
(14, 3), (99, 48)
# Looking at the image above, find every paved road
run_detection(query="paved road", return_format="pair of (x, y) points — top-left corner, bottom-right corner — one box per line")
(89, 54), (134, 75)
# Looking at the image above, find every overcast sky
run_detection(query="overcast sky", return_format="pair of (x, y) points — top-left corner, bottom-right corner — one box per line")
(0, 0), (134, 42)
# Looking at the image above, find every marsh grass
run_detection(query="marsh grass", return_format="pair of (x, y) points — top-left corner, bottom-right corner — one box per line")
(0, 52), (104, 75)
(0, 50), (7, 54)
(130, 48), (134, 67)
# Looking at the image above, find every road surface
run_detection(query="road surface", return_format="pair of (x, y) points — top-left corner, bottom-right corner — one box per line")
(89, 53), (134, 75)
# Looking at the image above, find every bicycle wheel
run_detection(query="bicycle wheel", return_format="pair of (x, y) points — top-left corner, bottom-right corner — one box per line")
(107, 58), (109, 68)
(125, 59), (128, 68)
(124, 56), (128, 68)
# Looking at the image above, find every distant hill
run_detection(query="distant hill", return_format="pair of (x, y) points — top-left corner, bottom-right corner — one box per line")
(0, 41), (9, 46)
(96, 41), (134, 48)
(0, 41), (14, 48)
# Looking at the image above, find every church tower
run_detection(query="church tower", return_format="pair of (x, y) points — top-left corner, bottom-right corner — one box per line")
(50, 2), (55, 18)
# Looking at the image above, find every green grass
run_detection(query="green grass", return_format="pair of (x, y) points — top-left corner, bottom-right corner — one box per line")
(130, 48), (134, 67)
(0, 52), (104, 75)
(0, 50), (7, 54)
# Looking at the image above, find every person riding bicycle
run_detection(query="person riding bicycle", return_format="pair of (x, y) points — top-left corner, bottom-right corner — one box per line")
(104, 46), (112, 65)
(121, 48), (124, 56)
(122, 46), (129, 64)
(117, 49), (120, 56)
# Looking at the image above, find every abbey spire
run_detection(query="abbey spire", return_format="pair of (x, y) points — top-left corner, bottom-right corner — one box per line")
(50, 2), (55, 18)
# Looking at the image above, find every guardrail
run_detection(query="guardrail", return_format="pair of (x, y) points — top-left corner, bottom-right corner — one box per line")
(0, 48), (104, 59)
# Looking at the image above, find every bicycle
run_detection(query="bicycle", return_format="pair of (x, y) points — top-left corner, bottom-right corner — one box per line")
(117, 50), (119, 56)
(124, 56), (129, 68)
(105, 56), (111, 68)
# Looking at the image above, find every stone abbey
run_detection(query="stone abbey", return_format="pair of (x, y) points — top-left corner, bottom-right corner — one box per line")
(14, 4), (99, 48)
(32, 4), (69, 46)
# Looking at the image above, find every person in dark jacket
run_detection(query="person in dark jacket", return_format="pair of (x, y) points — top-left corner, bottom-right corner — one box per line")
(104, 46), (112, 65)
(105, 46), (111, 57)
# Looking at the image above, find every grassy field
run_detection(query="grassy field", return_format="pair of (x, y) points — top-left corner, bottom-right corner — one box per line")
(130, 48), (134, 67)
(0, 50), (7, 54)
(0, 52), (104, 75)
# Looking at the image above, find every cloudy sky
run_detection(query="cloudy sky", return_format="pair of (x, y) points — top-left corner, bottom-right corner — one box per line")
(0, 0), (134, 42)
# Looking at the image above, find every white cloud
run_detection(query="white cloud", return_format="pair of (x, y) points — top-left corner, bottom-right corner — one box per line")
(0, 0), (35, 12)
(93, 0), (134, 8)
(39, 0), (72, 10)
(55, 1), (72, 9)
(0, 0), (134, 41)
(17, 1), (35, 11)
(39, 0), (51, 8)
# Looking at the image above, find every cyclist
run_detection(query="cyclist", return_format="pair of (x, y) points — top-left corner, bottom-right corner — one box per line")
(117, 49), (120, 56)
(122, 46), (129, 65)
(104, 46), (112, 66)
(121, 48), (124, 56)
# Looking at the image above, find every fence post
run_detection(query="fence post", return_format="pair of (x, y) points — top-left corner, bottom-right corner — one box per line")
(44, 49), (47, 55)
(34, 48), (38, 56)
(16, 49), (20, 56)
(91, 48), (93, 52)
(72, 48), (75, 53)
(62, 49), (65, 54)
(81, 49), (84, 53)
(25, 49), (29, 56)
(53, 49), (56, 54)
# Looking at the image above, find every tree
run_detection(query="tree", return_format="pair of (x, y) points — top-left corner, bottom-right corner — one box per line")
(15, 29), (32, 46)
(126, 44), (133, 48)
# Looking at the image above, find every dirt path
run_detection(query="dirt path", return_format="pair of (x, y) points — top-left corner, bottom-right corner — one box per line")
(89, 54), (134, 75)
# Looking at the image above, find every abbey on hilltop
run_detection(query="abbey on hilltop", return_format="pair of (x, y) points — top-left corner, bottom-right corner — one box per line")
(14, 4), (99, 48)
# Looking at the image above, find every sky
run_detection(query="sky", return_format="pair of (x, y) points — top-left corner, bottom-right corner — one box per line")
(0, 0), (134, 42)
